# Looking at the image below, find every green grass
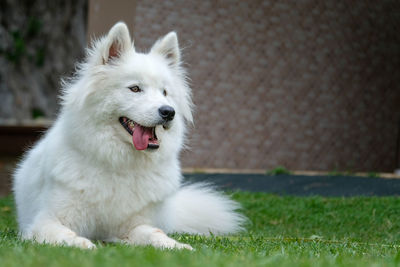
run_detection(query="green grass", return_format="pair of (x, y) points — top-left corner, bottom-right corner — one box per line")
(267, 166), (291, 175)
(1, 193), (400, 266)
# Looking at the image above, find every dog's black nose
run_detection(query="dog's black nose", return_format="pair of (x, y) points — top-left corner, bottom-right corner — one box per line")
(159, 105), (175, 121)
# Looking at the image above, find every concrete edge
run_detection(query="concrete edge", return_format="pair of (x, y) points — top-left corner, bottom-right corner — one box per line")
(182, 168), (400, 179)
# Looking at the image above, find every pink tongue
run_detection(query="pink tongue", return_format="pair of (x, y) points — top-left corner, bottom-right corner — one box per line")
(132, 125), (153, 150)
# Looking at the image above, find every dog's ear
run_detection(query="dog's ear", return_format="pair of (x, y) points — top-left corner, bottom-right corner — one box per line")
(150, 32), (180, 68)
(101, 22), (131, 64)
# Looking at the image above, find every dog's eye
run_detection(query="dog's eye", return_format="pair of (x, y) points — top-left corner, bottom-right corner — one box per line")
(163, 89), (167, 96)
(129, 86), (142, 93)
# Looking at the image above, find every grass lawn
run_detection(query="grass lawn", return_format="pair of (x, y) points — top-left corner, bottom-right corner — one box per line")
(0, 192), (399, 266)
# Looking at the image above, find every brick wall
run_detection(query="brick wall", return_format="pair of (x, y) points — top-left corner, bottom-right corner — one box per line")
(1, 1), (400, 172)
(132, 0), (400, 172)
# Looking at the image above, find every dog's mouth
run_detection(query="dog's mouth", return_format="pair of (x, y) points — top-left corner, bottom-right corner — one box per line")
(119, 117), (159, 150)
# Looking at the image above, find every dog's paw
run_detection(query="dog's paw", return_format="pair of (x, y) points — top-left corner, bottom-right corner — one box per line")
(174, 242), (193, 250)
(151, 234), (193, 250)
(69, 236), (96, 249)
(126, 225), (193, 250)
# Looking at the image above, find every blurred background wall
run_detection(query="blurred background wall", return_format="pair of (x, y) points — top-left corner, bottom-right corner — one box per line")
(1, 0), (400, 172)
(0, 0), (87, 124)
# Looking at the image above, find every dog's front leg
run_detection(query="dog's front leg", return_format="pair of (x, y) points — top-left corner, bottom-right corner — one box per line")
(23, 213), (96, 249)
(126, 225), (193, 250)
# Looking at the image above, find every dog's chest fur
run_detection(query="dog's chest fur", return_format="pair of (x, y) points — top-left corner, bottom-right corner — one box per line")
(50, 156), (180, 238)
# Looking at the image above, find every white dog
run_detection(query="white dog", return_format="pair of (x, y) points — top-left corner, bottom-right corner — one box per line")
(13, 22), (244, 249)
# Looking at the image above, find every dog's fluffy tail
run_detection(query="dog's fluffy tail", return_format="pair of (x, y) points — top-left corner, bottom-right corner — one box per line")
(155, 183), (246, 235)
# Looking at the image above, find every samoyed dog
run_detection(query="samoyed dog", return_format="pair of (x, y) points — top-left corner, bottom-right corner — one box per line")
(13, 22), (244, 249)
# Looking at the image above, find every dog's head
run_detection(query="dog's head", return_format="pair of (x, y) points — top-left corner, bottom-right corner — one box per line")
(61, 22), (193, 160)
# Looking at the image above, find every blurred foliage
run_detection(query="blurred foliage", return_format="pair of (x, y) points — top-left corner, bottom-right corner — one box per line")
(267, 166), (291, 175)
(0, 17), (46, 67)
(31, 108), (45, 119)
(367, 172), (379, 178)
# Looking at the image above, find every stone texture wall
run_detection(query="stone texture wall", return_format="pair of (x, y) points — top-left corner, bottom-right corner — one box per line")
(0, 0), (87, 124)
(1, 1), (400, 172)
(132, 1), (400, 172)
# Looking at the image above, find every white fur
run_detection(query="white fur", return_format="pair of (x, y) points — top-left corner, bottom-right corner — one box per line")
(13, 22), (245, 249)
